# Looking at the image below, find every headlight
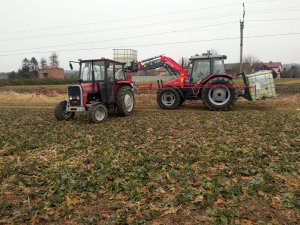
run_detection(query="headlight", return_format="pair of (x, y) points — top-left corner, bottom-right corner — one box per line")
(69, 97), (72, 100)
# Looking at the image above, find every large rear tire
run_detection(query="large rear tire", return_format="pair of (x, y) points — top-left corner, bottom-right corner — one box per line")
(117, 86), (135, 116)
(54, 101), (75, 121)
(88, 104), (108, 123)
(157, 89), (180, 109)
(202, 77), (237, 111)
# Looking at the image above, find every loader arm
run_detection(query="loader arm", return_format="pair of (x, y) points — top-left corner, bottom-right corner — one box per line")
(129, 55), (189, 86)
(131, 55), (188, 77)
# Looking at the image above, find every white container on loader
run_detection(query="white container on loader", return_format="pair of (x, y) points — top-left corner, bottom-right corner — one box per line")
(246, 71), (276, 100)
(113, 49), (137, 66)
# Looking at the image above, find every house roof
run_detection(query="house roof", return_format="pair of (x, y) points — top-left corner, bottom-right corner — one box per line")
(263, 62), (282, 69)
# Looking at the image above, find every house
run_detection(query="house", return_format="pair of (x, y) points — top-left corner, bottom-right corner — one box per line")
(224, 63), (252, 75)
(262, 61), (282, 78)
(38, 68), (64, 79)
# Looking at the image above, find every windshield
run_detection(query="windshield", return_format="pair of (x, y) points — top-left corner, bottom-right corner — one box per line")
(212, 59), (225, 74)
(80, 61), (105, 81)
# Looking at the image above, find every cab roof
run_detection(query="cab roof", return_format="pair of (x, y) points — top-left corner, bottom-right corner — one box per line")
(78, 58), (125, 65)
(190, 55), (227, 60)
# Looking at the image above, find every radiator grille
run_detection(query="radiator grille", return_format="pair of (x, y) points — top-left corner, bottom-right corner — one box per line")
(68, 86), (81, 106)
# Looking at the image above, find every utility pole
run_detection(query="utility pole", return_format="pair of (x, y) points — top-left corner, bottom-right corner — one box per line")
(240, 3), (245, 73)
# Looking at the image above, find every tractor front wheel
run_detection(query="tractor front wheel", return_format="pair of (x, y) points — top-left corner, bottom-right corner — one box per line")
(117, 86), (135, 116)
(54, 101), (75, 121)
(88, 104), (108, 123)
(202, 77), (237, 111)
(157, 89), (180, 109)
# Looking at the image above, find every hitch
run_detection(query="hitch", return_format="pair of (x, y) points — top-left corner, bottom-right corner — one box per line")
(239, 72), (252, 101)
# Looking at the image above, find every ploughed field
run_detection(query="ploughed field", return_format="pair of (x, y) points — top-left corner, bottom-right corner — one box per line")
(0, 82), (299, 224)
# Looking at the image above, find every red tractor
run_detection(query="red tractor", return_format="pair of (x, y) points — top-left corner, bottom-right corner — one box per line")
(130, 54), (250, 110)
(54, 58), (135, 123)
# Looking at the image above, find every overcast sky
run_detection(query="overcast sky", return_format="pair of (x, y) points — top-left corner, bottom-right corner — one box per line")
(0, 0), (299, 72)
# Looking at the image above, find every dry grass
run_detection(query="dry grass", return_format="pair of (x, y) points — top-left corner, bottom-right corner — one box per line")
(0, 91), (66, 107)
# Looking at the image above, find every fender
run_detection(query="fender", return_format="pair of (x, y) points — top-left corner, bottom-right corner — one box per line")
(200, 74), (235, 85)
(116, 80), (134, 88)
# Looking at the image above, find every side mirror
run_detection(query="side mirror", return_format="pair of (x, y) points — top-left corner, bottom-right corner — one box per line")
(78, 79), (83, 84)
(69, 63), (73, 70)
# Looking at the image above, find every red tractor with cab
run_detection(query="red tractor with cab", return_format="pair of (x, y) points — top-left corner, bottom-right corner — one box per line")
(130, 54), (251, 111)
(54, 58), (135, 123)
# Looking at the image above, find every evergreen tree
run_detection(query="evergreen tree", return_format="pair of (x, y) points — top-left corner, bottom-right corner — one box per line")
(21, 58), (30, 72)
(29, 57), (39, 71)
(40, 57), (48, 69)
(18, 58), (30, 77)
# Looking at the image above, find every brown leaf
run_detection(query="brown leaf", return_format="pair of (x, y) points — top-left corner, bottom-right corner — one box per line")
(193, 195), (204, 203)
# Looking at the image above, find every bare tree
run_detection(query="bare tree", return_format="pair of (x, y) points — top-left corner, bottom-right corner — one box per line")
(208, 48), (219, 55)
(49, 52), (59, 68)
(40, 57), (48, 69)
(243, 55), (260, 66)
(202, 48), (219, 56)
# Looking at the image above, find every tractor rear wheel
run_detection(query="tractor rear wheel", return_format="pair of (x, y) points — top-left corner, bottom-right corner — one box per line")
(157, 89), (180, 109)
(54, 101), (75, 121)
(117, 86), (135, 116)
(88, 104), (108, 123)
(202, 77), (237, 111)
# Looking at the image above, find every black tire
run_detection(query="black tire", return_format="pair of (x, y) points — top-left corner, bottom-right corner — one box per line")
(87, 104), (108, 123)
(157, 89), (181, 109)
(54, 101), (75, 121)
(202, 77), (237, 111)
(117, 86), (135, 116)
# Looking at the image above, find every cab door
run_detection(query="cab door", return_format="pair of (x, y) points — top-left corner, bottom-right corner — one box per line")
(93, 61), (106, 102)
(105, 61), (116, 104)
(191, 59), (211, 83)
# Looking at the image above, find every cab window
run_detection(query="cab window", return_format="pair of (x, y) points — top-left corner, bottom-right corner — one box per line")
(93, 61), (105, 80)
(81, 62), (92, 81)
(212, 59), (225, 74)
(80, 61), (105, 81)
(115, 64), (125, 80)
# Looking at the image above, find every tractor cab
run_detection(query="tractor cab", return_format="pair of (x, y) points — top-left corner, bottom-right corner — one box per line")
(189, 55), (227, 83)
(54, 58), (134, 123)
(78, 58), (127, 83)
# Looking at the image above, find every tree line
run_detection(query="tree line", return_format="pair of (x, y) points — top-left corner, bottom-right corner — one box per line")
(8, 52), (59, 79)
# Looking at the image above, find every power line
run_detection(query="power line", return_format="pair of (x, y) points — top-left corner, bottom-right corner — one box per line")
(248, 18), (300, 22)
(0, 21), (237, 53)
(0, 32), (299, 57)
(0, 12), (241, 42)
(1, 16), (300, 54)
(1, 5), (300, 43)
(0, 14), (239, 51)
(249, 6), (300, 15)
(0, 0), (283, 35)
